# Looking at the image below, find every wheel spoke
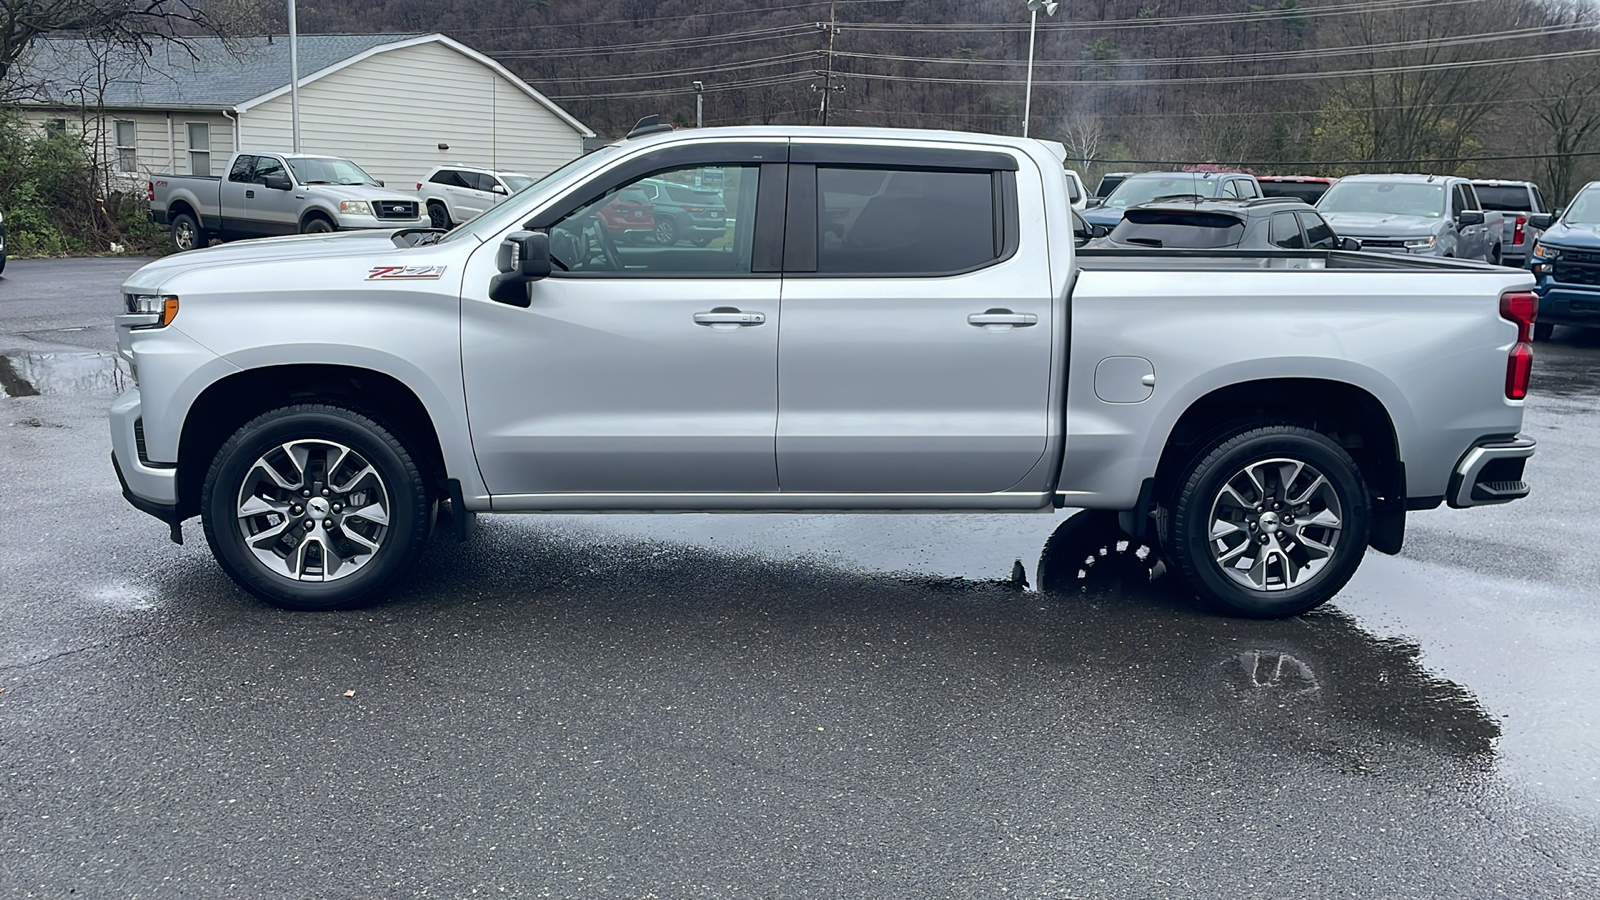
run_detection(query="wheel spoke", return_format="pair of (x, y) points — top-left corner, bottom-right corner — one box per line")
(238, 495), (290, 520)
(246, 518), (294, 549)
(1302, 508), (1342, 530)
(1209, 455), (1344, 595)
(1289, 474), (1329, 507)
(346, 501), (389, 526)
(234, 438), (389, 583)
(340, 525), (381, 553)
(1211, 519), (1243, 540)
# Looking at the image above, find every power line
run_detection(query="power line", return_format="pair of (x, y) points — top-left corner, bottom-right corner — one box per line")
(548, 72), (815, 102)
(526, 53), (818, 84)
(842, 0), (1491, 32)
(447, 0), (903, 34)
(489, 23), (812, 59)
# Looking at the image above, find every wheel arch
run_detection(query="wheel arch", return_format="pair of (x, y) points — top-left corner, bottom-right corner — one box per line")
(299, 207), (337, 231)
(176, 363), (451, 520)
(1149, 376), (1408, 553)
(168, 198), (201, 229)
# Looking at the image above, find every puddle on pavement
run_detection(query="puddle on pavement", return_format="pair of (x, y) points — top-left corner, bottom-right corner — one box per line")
(0, 350), (126, 397)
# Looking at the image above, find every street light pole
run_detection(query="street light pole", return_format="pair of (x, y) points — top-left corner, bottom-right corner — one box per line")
(288, 0), (301, 152)
(1022, 0), (1058, 139)
(694, 80), (704, 127)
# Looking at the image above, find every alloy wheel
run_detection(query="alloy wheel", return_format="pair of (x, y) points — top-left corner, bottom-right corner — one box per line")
(235, 439), (391, 582)
(1206, 457), (1343, 592)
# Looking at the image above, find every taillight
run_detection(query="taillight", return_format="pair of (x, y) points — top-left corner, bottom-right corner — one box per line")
(1500, 290), (1537, 399)
(1513, 215), (1527, 245)
(415, 182), (422, 190)
(1507, 342), (1533, 400)
(147, 181), (154, 202)
(682, 206), (705, 213)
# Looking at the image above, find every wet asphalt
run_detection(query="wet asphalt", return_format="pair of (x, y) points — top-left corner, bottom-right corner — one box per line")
(1, 257), (1597, 898)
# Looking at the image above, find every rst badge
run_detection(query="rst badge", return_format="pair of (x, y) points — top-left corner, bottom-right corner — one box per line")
(367, 265), (447, 280)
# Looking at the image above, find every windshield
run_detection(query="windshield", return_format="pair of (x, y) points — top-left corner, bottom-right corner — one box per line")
(1473, 185), (1532, 211)
(287, 156), (379, 186)
(437, 146), (625, 244)
(502, 175), (535, 192)
(1318, 182), (1445, 218)
(1104, 174), (1227, 209)
(1560, 189), (1600, 225)
(1109, 210), (1246, 248)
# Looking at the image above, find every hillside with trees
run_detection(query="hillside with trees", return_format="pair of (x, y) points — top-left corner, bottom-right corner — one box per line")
(259, 0), (1600, 198)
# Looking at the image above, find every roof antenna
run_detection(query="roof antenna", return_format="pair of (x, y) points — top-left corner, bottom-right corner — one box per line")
(626, 115), (675, 139)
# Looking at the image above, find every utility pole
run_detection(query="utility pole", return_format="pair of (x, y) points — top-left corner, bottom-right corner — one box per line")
(288, 0), (301, 152)
(693, 80), (704, 127)
(820, 0), (838, 125)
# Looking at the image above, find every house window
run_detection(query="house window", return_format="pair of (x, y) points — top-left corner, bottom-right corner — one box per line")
(45, 118), (66, 134)
(114, 120), (137, 173)
(187, 122), (211, 176)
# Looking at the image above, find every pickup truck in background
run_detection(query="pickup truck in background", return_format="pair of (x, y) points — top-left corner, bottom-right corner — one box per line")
(150, 151), (425, 251)
(1529, 180), (1600, 339)
(1258, 175), (1337, 204)
(1471, 179), (1556, 268)
(111, 125), (1537, 622)
(1317, 173), (1503, 263)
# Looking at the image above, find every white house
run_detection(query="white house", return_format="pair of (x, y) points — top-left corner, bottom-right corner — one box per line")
(5, 33), (594, 189)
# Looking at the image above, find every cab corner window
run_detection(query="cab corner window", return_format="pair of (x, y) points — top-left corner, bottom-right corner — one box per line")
(816, 167), (1001, 275)
(548, 165), (752, 275)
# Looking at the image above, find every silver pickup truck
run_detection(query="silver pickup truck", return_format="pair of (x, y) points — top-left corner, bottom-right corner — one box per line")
(111, 126), (1539, 619)
(1317, 173), (1504, 263)
(149, 150), (425, 252)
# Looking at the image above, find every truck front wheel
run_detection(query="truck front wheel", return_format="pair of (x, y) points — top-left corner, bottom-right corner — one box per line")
(200, 404), (432, 610)
(1165, 426), (1370, 618)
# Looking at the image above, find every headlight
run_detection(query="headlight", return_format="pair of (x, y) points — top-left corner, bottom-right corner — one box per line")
(1531, 241), (1561, 261)
(1404, 235), (1436, 250)
(125, 293), (179, 327)
(338, 200), (373, 216)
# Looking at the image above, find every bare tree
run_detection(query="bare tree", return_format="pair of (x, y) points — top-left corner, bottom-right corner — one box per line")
(1058, 111), (1103, 170)
(1, 0), (265, 83)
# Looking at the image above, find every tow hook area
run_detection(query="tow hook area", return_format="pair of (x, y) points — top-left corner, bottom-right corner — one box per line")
(1449, 436), (1536, 508)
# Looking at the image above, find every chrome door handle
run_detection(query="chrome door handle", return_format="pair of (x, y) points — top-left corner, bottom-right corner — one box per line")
(245, 189), (255, 199)
(693, 309), (765, 326)
(968, 310), (1038, 327)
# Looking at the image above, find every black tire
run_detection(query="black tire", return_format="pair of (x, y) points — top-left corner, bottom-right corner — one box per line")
(170, 213), (202, 252)
(1533, 321), (1555, 341)
(654, 216), (678, 246)
(302, 216), (336, 235)
(690, 236), (714, 247)
(1165, 425), (1370, 618)
(1490, 246), (1502, 266)
(427, 201), (452, 230)
(200, 404), (431, 611)
(1037, 509), (1173, 598)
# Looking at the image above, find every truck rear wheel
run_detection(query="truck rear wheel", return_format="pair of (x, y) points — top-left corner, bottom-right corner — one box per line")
(170, 213), (201, 252)
(200, 404), (432, 610)
(1165, 425), (1370, 618)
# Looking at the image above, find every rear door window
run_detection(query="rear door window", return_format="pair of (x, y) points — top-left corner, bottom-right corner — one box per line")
(430, 170), (469, 188)
(1269, 212), (1306, 249)
(815, 167), (1000, 274)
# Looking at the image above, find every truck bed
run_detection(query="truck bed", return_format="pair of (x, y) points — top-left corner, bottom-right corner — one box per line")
(1076, 248), (1499, 272)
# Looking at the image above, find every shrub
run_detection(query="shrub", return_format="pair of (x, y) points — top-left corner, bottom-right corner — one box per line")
(0, 114), (162, 256)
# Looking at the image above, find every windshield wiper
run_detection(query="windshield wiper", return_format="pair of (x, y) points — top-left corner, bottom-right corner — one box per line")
(301, 180), (333, 185)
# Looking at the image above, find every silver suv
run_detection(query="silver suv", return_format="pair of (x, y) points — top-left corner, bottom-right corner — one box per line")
(418, 165), (535, 229)
(636, 177), (728, 246)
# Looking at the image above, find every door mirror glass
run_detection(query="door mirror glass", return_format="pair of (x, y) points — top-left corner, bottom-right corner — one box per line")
(1339, 236), (1362, 251)
(1457, 210), (1485, 226)
(1085, 197), (1103, 208)
(1529, 213), (1555, 229)
(263, 173), (292, 191)
(491, 184), (509, 196)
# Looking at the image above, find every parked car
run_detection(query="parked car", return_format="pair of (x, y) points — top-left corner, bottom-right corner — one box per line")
(1094, 171), (1135, 198)
(637, 177), (727, 245)
(150, 151), (425, 251)
(1081, 170), (1262, 229)
(1471, 179), (1554, 268)
(1528, 180), (1600, 339)
(418, 165), (535, 229)
(1063, 168), (1089, 210)
(1317, 174), (1502, 263)
(0, 208), (7, 275)
(1258, 176), (1337, 204)
(1086, 197), (1357, 256)
(595, 186), (655, 242)
(110, 124), (1537, 621)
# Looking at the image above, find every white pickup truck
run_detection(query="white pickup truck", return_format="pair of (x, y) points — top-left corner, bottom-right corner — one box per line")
(111, 125), (1539, 618)
(149, 150), (425, 251)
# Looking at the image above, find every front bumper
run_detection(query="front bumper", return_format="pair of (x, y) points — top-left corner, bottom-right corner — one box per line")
(335, 212), (426, 230)
(110, 386), (179, 518)
(1532, 277), (1600, 327)
(1447, 435), (1536, 508)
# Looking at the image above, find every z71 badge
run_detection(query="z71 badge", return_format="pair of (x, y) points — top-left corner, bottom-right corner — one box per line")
(367, 265), (447, 280)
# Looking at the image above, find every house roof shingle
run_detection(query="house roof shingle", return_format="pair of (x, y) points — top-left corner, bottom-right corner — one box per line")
(8, 33), (425, 110)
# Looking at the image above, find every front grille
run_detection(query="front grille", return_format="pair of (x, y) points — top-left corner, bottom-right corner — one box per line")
(1358, 239), (1407, 249)
(1561, 249), (1600, 265)
(1553, 262), (1600, 286)
(373, 200), (418, 220)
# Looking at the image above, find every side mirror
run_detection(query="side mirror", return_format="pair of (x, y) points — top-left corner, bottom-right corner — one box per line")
(1339, 236), (1362, 252)
(1457, 210), (1485, 226)
(1085, 197), (1104, 209)
(376, 180), (386, 187)
(1091, 224), (1111, 238)
(489, 231), (551, 306)
(492, 184), (509, 196)
(1529, 213), (1555, 229)
(263, 174), (292, 191)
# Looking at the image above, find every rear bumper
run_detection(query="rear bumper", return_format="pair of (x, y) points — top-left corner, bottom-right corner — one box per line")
(1448, 435), (1536, 508)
